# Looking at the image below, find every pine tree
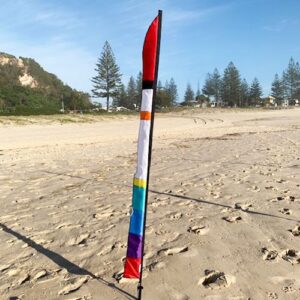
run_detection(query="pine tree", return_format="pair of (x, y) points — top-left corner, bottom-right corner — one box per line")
(271, 74), (284, 105)
(165, 80), (169, 94)
(135, 71), (142, 108)
(202, 73), (214, 97)
(221, 62), (241, 107)
(282, 57), (300, 100)
(249, 77), (262, 106)
(211, 68), (222, 104)
(184, 83), (195, 104)
(203, 70), (222, 104)
(167, 77), (178, 106)
(195, 82), (201, 102)
(156, 80), (163, 107)
(157, 80), (163, 92)
(127, 76), (137, 109)
(163, 80), (171, 107)
(156, 80), (171, 107)
(91, 41), (122, 111)
(113, 84), (127, 108)
(240, 79), (249, 107)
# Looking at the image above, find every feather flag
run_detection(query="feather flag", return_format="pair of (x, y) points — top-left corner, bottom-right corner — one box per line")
(124, 10), (162, 284)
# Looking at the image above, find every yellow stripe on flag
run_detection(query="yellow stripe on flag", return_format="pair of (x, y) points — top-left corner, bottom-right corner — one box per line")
(133, 178), (147, 189)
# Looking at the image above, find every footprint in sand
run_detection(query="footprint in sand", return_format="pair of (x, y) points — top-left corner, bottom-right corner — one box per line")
(148, 261), (166, 272)
(282, 285), (296, 293)
(58, 276), (89, 295)
(151, 200), (169, 207)
(250, 185), (260, 192)
(222, 216), (242, 223)
(8, 268), (21, 277)
(269, 275), (296, 290)
(0, 264), (11, 272)
(93, 211), (114, 219)
(187, 225), (209, 235)
(158, 246), (189, 256)
(111, 241), (126, 251)
(199, 269), (235, 289)
(164, 233), (181, 243)
(265, 186), (277, 191)
(67, 234), (90, 246)
(168, 212), (183, 220)
(56, 223), (82, 230)
(155, 228), (169, 236)
(33, 269), (48, 281)
(261, 247), (278, 261)
(16, 273), (30, 286)
(267, 292), (278, 299)
(270, 196), (284, 202)
(234, 202), (252, 211)
(276, 179), (286, 183)
(8, 269), (30, 286)
(221, 207), (234, 214)
(289, 225), (300, 236)
(288, 195), (296, 202)
(280, 249), (300, 265)
(279, 208), (291, 215)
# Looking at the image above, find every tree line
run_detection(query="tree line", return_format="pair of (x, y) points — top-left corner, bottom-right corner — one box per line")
(92, 42), (300, 110)
(92, 41), (178, 110)
(185, 58), (300, 107)
(112, 75), (178, 110)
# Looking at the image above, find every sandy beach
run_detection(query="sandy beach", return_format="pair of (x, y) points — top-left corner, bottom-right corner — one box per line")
(0, 108), (300, 300)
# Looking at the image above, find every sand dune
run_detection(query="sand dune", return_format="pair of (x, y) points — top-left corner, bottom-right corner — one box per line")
(0, 108), (300, 299)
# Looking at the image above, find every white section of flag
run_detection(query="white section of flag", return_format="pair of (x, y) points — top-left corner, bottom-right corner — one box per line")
(135, 120), (151, 180)
(141, 89), (153, 112)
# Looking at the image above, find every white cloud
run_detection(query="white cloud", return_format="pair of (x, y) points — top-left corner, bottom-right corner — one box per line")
(263, 18), (300, 32)
(165, 3), (233, 24)
(32, 10), (83, 29)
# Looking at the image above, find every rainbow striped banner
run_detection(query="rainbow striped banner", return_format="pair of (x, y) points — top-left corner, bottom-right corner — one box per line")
(123, 11), (162, 288)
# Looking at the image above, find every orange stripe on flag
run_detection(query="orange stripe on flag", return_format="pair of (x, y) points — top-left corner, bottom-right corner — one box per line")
(140, 111), (151, 120)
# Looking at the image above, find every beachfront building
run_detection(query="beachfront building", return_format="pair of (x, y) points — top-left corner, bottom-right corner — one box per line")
(264, 96), (277, 108)
(282, 99), (289, 107)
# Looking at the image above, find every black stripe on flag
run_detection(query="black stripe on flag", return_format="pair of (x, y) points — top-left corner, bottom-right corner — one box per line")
(142, 80), (154, 89)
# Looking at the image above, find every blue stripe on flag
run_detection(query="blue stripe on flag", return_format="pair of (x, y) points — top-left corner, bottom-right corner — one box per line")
(132, 185), (146, 213)
(129, 209), (144, 236)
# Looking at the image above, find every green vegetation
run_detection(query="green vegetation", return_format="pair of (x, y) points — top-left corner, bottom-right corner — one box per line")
(183, 83), (195, 105)
(92, 42), (178, 110)
(271, 74), (284, 104)
(0, 52), (91, 115)
(92, 41), (122, 111)
(3, 45), (299, 116)
(111, 76), (178, 110)
(196, 58), (300, 107)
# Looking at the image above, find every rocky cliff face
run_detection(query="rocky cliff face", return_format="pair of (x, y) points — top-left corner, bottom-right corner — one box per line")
(0, 53), (38, 88)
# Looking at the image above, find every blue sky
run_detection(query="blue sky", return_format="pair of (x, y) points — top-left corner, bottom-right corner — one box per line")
(1, 0), (300, 101)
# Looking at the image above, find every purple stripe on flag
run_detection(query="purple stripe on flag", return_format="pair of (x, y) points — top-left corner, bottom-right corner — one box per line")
(127, 233), (143, 258)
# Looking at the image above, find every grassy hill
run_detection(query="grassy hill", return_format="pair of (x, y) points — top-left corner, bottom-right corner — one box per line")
(0, 52), (91, 115)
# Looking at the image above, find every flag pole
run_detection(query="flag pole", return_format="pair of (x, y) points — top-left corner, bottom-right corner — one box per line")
(137, 9), (162, 300)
